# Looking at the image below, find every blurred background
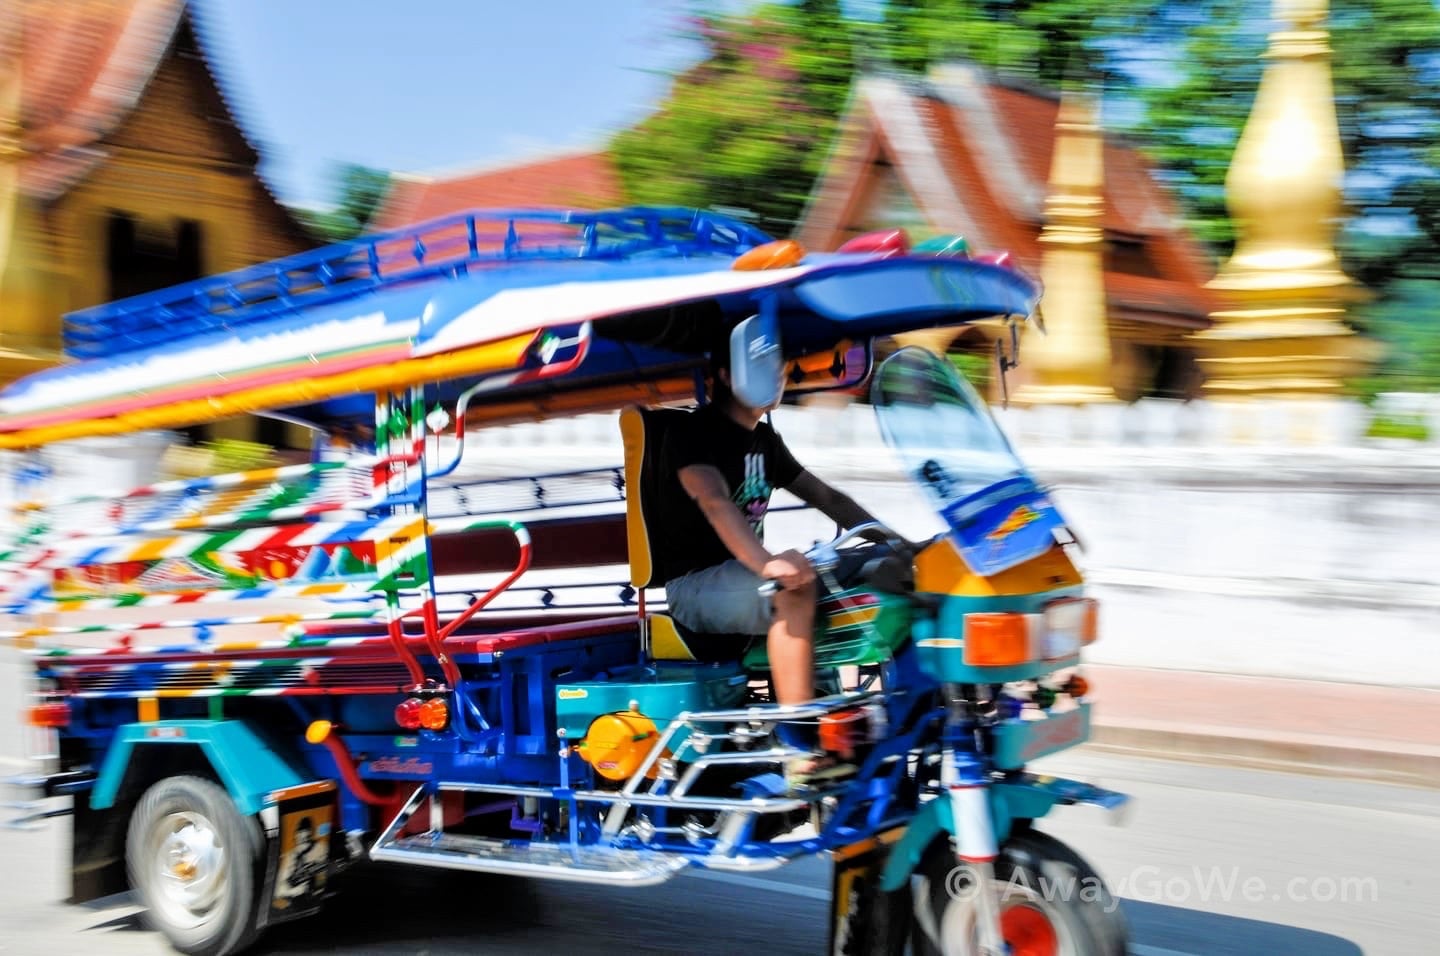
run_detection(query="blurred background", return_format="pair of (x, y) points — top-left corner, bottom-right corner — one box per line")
(2, 0), (1435, 678)
(1, 3), (1438, 953)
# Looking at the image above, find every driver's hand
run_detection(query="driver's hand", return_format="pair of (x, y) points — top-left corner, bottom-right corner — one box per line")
(761, 550), (815, 591)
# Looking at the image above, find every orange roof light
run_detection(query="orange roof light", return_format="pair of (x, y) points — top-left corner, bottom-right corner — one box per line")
(733, 239), (805, 271)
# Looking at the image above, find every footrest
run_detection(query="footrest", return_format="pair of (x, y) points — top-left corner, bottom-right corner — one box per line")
(370, 831), (690, 886)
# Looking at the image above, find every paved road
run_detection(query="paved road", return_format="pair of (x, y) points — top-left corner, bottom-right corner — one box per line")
(3, 741), (1435, 955)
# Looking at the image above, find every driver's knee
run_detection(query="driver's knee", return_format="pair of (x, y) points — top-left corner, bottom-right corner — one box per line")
(774, 577), (818, 608)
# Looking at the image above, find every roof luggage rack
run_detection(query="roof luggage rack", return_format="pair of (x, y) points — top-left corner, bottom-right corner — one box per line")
(63, 207), (773, 361)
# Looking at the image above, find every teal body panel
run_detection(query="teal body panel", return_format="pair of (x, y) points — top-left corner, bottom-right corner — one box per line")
(555, 663), (750, 740)
(990, 702), (1092, 770)
(879, 773), (1110, 891)
(911, 586), (1083, 684)
(92, 720), (307, 816)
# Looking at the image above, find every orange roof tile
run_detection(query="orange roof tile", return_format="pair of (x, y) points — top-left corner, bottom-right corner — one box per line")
(370, 151), (624, 230)
(800, 68), (1216, 328)
(13, 0), (307, 250)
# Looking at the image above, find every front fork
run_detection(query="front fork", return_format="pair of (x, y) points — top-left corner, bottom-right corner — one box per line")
(941, 684), (1007, 956)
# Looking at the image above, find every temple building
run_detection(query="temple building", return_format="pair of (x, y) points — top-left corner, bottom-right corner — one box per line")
(796, 63), (1216, 403)
(0, 0), (311, 397)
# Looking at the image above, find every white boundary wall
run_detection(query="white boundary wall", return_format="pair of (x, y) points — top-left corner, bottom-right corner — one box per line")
(4, 397), (1437, 687)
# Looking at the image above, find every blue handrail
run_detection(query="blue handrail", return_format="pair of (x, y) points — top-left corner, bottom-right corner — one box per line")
(63, 207), (773, 361)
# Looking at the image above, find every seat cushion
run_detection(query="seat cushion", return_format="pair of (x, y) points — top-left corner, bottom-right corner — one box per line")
(648, 613), (761, 663)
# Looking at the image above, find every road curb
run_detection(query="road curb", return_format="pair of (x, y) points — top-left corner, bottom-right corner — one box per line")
(1087, 723), (1440, 790)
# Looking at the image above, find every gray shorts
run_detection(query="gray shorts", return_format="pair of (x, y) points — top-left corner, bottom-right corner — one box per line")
(665, 560), (774, 636)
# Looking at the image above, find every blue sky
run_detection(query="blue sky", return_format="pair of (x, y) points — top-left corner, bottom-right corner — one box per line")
(194, 0), (701, 208)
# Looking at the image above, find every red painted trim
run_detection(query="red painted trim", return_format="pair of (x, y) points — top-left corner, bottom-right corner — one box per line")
(318, 733), (395, 805)
(439, 542), (532, 644)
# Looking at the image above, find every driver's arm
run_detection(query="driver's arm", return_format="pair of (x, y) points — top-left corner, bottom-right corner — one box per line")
(678, 464), (813, 588)
(785, 470), (890, 545)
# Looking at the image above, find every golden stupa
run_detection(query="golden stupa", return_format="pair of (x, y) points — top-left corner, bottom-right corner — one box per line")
(1193, 0), (1372, 397)
(1013, 85), (1117, 405)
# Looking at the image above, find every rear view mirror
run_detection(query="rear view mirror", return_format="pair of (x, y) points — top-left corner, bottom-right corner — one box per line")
(729, 312), (785, 410)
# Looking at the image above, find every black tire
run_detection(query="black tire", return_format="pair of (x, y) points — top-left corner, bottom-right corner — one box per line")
(831, 869), (912, 955)
(125, 775), (265, 956)
(911, 828), (1128, 956)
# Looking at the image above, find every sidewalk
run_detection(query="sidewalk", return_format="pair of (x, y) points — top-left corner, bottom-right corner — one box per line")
(1083, 664), (1440, 789)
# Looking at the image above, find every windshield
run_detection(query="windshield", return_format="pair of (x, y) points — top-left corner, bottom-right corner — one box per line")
(871, 347), (1028, 507)
(872, 347), (1066, 575)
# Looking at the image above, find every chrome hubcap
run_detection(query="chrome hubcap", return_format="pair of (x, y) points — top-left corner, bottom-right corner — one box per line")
(147, 811), (228, 929)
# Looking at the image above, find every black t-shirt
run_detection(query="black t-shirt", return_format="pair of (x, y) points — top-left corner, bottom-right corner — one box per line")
(653, 404), (805, 584)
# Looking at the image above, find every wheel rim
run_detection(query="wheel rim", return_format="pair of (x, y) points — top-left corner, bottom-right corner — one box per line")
(1000, 902), (1059, 956)
(144, 810), (229, 930)
(937, 877), (1075, 956)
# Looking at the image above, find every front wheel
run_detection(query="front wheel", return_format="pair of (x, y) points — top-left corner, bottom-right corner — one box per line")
(912, 828), (1127, 956)
(126, 775), (264, 956)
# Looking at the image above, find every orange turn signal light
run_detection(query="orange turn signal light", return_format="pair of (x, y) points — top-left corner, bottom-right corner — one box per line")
(305, 720), (334, 744)
(733, 239), (805, 271)
(963, 613), (1032, 667)
(27, 702), (69, 728)
(1081, 599), (1099, 645)
(419, 697), (449, 731)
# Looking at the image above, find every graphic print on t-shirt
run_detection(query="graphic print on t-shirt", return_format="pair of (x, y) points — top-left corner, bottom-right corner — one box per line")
(735, 451), (771, 537)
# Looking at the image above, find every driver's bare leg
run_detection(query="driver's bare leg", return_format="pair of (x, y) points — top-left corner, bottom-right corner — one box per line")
(768, 580), (818, 705)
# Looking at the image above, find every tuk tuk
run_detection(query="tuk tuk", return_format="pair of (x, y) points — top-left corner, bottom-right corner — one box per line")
(2, 207), (1128, 955)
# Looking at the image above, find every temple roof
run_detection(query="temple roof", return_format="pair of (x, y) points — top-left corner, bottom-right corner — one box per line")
(14, 0), (290, 211)
(369, 149), (623, 230)
(797, 65), (1216, 327)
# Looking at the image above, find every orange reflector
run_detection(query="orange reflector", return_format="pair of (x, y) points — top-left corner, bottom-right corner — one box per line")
(1082, 599), (1099, 644)
(963, 613), (1032, 666)
(27, 702), (69, 728)
(819, 708), (868, 760)
(733, 239), (805, 271)
(419, 697), (449, 731)
(1066, 675), (1090, 698)
(305, 720), (334, 745)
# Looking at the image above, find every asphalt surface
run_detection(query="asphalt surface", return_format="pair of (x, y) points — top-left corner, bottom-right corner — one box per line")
(2, 741), (1435, 955)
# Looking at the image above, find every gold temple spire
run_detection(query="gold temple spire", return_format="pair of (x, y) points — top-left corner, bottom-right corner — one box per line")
(1014, 85), (1117, 405)
(1193, 0), (1370, 398)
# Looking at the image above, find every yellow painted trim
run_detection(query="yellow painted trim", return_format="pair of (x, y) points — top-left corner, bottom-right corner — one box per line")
(827, 606), (881, 629)
(914, 537), (1082, 596)
(137, 698), (159, 723)
(0, 333), (539, 450)
(832, 826), (906, 863)
(619, 406), (652, 588)
(266, 780), (337, 803)
(647, 614), (696, 661)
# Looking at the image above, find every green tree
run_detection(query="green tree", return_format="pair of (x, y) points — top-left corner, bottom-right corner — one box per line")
(1125, 0), (1440, 271)
(293, 164), (392, 244)
(612, 1), (854, 234)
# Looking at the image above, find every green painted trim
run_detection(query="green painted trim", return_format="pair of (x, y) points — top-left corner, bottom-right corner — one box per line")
(92, 720), (307, 816)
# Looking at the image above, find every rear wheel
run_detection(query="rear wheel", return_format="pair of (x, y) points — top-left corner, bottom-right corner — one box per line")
(911, 829), (1127, 956)
(126, 775), (264, 956)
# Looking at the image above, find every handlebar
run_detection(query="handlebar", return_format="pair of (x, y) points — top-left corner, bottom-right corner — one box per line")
(756, 521), (909, 598)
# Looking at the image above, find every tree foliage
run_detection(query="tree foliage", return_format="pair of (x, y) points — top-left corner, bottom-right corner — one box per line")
(293, 164), (392, 244)
(612, 1), (1440, 390)
(612, 1), (854, 234)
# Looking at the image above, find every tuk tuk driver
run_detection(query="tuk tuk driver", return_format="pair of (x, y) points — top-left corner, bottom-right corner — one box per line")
(657, 320), (904, 710)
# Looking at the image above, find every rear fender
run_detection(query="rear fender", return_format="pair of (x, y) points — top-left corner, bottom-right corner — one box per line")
(92, 720), (309, 816)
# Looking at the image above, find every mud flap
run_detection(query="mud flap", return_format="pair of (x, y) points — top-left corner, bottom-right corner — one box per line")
(828, 826), (910, 956)
(259, 782), (341, 928)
